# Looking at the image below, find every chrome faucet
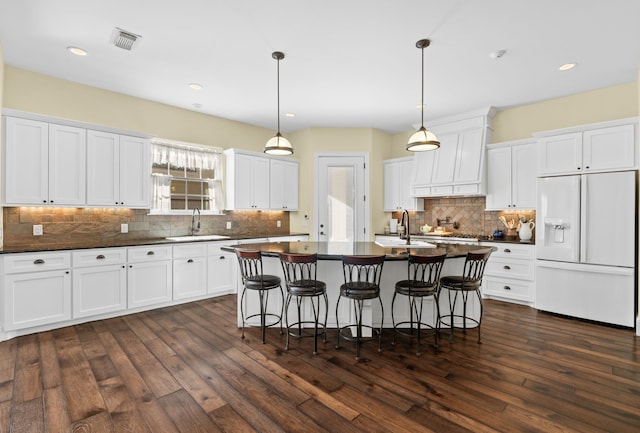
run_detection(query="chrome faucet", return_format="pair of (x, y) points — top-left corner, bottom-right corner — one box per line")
(191, 207), (201, 235)
(400, 209), (410, 245)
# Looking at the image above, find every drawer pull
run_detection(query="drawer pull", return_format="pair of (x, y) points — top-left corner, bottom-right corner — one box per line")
(503, 265), (511, 270)
(187, 259), (194, 263)
(503, 285), (511, 291)
(504, 248), (511, 253)
(147, 251), (155, 256)
(96, 254), (106, 260)
(33, 259), (45, 265)
(219, 256), (225, 260)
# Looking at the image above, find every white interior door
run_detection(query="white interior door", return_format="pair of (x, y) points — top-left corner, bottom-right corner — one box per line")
(315, 154), (368, 242)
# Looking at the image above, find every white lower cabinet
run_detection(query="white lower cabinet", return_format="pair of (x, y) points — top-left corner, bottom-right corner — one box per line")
(480, 242), (535, 306)
(72, 248), (127, 319)
(208, 242), (236, 296)
(127, 246), (173, 309)
(2, 252), (72, 331)
(173, 243), (208, 300)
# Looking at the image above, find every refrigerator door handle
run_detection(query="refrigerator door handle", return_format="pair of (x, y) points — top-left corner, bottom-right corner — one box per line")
(580, 175), (587, 263)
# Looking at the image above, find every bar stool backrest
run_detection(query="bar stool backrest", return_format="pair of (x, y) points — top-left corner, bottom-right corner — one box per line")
(342, 255), (385, 285)
(461, 249), (492, 289)
(279, 253), (318, 285)
(235, 249), (264, 283)
(408, 253), (447, 286)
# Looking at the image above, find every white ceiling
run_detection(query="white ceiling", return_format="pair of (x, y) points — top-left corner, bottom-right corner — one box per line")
(1, 0), (640, 134)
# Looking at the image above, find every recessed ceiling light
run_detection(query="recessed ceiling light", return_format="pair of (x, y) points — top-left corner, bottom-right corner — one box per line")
(489, 49), (507, 60)
(67, 46), (87, 56)
(189, 83), (203, 90)
(559, 63), (577, 71)
(285, 113), (295, 117)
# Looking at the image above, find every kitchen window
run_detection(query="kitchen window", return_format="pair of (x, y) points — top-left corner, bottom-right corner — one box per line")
(150, 139), (224, 214)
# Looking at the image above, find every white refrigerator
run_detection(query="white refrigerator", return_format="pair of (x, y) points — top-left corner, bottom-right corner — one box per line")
(536, 171), (637, 327)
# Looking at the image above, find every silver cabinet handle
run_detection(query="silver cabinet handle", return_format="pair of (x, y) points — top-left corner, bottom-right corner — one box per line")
(34, 259), (45, 265)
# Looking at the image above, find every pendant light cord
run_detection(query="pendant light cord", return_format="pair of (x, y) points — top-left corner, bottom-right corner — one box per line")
(420, 43), (425, 129)
(276, 55), (281, 134)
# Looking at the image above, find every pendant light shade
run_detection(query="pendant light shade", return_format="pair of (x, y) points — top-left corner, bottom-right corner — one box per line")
(264, 51), (293, 156)
(407, 39), (439, 152)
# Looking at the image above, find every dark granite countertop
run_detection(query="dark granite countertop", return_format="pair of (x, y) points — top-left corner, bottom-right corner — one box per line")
(0, 233), (311, 254)
(221, 241), (494, 261)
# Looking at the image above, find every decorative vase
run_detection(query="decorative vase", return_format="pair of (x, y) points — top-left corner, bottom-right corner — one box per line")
(518, 221), (535, 241)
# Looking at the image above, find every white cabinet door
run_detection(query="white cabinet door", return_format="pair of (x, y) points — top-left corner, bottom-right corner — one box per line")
(383, 159), (402, 211)
(453, 129), (484, 184)
(430, 133), (458, 184)
(582, 124), (635, 172)
(3, 117), (49, 205)
(537, 132), (582, 175)
(410, 150), (435, 189)
(270, 159), (299, 210)
(252, 156), (271, 209)
(48, 124), (86, 205)
(87, 130), (120, 206)
(485, 147), (512, 210)
(208, 253), (235, 295)
(119, 135), (150, 208)
(232, 153), (254, 209)
(173, 257), (207, 300)
(3, 269), (71, 331)
(510, 142), (537, 209)
(127, 260), (173, 309)
(73, 264), (127, 318)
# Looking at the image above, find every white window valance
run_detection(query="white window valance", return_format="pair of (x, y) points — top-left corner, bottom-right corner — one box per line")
(151, 138), (222, 172)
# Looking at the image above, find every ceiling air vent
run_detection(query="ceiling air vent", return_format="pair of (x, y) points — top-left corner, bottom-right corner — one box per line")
(111, 27), (141, 51)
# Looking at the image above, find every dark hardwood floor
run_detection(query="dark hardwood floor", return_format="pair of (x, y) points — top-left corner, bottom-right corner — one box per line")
(1, 295), (638, 432)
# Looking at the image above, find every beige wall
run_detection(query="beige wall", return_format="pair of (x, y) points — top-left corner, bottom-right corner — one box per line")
(492, 81), (638, 142)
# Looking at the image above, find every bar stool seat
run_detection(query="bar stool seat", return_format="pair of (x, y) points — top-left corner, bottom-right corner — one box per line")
(392, 253), (446, 354)
(439, 249), (492, 343)
(236, 249), (284, 344)
(336, 255), (386, 360)
(279, 253), (328, 354)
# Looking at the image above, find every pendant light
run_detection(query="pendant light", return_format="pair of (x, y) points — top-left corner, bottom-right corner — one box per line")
(407, 39), (440, 152)
(264, 51), (293, 156)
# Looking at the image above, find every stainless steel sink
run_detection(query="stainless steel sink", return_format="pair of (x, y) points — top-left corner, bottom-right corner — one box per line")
(165, 235), (231, 242)
(374, 239), (436, 248)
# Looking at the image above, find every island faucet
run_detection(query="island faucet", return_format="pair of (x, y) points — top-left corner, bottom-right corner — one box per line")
(191, 207), (201, 235)
(399, 209), (410, 245)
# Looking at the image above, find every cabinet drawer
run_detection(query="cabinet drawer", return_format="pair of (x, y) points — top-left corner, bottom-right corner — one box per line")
(483, 277), (533, 302)
(127, 246), (172, 263)
(72, 248), (126, 267)
(410, 186), (430, 197)
(3, 251), (71, 274)
(485, 257), (534, 280)
(208, 241), (235, 255)
(431, 185), (453, 196)
(173, 243), (207, 259)
(481, 242), (534, 260)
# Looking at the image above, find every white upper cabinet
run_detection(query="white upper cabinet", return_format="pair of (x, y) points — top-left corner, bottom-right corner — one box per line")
(3, 117), (86, 206)
(384, 157), (423, 211)
(225, 148), (298, 211)
(409, 108), (494, 197)
(485, 139), (537, 210)
(87, 130), (150, 208)
(270, 158), (299, 210)
(537, 120), (637, 176)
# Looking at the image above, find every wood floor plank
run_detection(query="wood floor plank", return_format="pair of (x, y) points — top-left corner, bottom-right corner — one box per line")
(1, 296), (638, 432)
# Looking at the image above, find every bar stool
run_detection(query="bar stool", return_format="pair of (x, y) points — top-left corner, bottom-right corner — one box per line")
(438, 249), (492, 343)
(235, 249), (284, 343)
(391, 253), (447, 354)
(335, 255), (385, 360)
(279, 253), (328, 354)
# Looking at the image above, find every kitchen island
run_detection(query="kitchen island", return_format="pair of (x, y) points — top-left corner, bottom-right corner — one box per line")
(223, 241), (493, 334)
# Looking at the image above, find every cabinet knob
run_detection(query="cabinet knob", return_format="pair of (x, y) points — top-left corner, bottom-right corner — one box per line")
(503, 265), (511, 270)
(147, 251), (155, 256)
(585, 166), (590, 169)
(34, 259), (45, 265)
(129, 265), (133, 268)
(187, 259), (194, 263)
(96, 254), (106, 260)
(65, 271), (70, 274)
(503, 285), (511, 291)
(577, 167), (581, 170)
(43, 200), (47, 203)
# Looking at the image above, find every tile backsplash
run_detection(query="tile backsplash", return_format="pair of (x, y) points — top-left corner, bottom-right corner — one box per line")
(391, 196), (535, 238)
(2, 207), (290, 249)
